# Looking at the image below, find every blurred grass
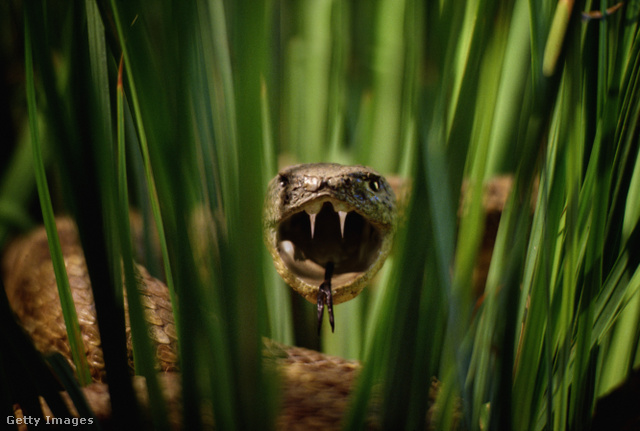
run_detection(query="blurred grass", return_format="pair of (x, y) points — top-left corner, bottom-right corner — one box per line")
(1, 0), (640, 429)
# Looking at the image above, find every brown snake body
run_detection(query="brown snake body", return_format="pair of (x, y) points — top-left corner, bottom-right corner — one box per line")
(3, 217), (380, 430)
(3, 165), (512, 429)
(4, 163), (404, 430)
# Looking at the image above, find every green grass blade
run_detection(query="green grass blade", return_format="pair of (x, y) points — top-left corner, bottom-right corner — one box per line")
(114, 55), (170, 430)
(261, 77), (294, 345)
(23, 4), (92, 387)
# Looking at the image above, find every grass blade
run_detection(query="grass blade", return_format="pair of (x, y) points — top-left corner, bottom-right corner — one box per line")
(24, 3), (92, 387)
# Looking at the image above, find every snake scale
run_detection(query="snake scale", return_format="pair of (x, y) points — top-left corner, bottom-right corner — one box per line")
(3, 164), (511, 429)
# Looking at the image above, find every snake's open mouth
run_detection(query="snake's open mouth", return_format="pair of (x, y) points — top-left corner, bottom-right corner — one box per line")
(276, 199), (383, 287)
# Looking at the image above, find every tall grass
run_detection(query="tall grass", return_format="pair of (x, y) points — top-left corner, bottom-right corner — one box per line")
(2, 0), (640, 429)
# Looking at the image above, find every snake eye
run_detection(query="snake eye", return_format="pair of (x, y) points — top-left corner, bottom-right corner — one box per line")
(368, 178), (380, 192)
(279, 174), (289, 188)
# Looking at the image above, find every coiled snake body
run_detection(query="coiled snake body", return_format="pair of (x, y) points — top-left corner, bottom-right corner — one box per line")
(3, 164), (409, 429)
(5, 167), (626, 428)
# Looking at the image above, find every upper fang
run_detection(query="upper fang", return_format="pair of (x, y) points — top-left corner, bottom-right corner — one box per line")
(309, 213), (317, 238)
(338, 211), (347, 238)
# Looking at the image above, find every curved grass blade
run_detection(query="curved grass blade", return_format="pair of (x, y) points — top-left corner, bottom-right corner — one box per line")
(24, 4), (92, 387)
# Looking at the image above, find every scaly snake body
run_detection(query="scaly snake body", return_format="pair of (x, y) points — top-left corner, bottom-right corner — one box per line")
(3, 163), (405, 429)
(8, 170), (625, 428)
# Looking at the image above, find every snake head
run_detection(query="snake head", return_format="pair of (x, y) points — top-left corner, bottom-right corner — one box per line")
(263, 163), (396, 305)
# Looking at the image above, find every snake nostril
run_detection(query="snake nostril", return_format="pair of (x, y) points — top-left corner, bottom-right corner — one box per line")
(303, 176), (322, 192)
(279, 174), (289, 188)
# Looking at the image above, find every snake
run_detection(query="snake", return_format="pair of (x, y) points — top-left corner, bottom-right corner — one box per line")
(2, 164), (518, 429)
(3, 163), (411, 429)
(263, 163), (397, 332)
